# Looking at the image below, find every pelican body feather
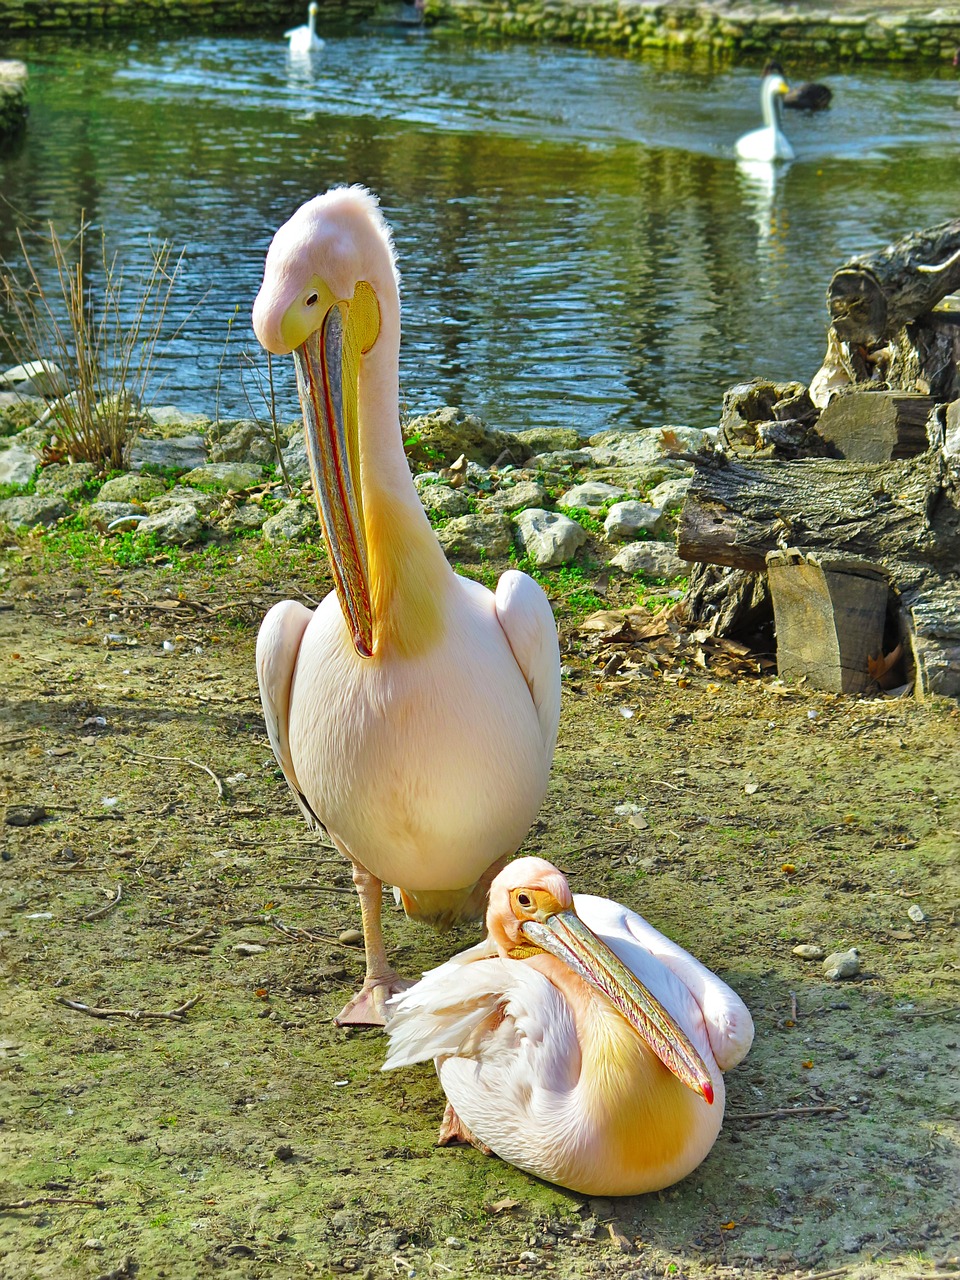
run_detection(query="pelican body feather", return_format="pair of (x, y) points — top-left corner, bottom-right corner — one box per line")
(253, 188), (560, 1023)
(385, 859), (754, 1196)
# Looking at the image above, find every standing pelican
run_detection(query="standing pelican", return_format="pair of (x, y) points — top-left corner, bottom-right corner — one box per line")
(285, 2), (325, 53)
(735, 72), (794, 162)
(252, 188), (561, 1026)
(384, 858), (754, 1196)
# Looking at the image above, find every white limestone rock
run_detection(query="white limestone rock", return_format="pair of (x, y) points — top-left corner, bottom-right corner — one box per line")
(514, 508), (588, 568)
(603, 501), (664, 541)
(609, 540), (688, 579)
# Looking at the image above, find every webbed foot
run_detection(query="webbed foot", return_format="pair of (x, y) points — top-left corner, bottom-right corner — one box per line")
(334, 974), (412, 1027)
(438, 1101), (492, 1155)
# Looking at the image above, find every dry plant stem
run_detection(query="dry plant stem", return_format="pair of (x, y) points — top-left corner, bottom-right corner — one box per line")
(727, 1105), (845, 1122)
(121, 747), (224, 799)
(55, 993), (202, 1022)
(0, 1196), (105, 1212)
(81, 883), (122, 921)
(1, 219), (188, 470)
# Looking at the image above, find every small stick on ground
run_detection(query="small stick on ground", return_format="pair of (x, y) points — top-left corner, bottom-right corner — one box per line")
(728, 1104), (845, 1122)
(167, 927), (216, 950)
(790, 991), (798, 1022)
(119, 747), (224, 799)
(271, 919), (346, 946)
(81, 884), (122, 922)
(55, 992), (202, 1023)
(0, 1196), (105, 1211)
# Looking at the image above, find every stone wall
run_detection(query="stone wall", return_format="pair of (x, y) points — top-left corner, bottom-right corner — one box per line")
(0, 0), (375, 33)
(424, 0), (960, 63)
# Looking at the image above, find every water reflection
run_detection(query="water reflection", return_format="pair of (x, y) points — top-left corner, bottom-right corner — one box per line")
(0, 33), (958, 432)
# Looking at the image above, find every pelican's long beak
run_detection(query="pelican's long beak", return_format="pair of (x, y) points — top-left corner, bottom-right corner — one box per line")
(520, 910), (715, 1104)
(291, 290), (377, 658)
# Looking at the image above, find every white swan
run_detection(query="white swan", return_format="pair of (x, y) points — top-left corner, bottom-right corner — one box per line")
(285, 2), (325, 53)
(735, 73), (794, 163)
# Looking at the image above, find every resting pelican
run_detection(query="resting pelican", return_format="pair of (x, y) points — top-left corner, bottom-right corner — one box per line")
(735, 72), (794, 163)
(252, 188), (561, 1025)
(285, 1), (325, 53)
(384, 858), (754, 1196)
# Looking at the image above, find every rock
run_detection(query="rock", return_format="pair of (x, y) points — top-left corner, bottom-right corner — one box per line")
(219, 503), (268, 534)
(280, 428), (311, 483)
(99, 472), (167, 503)
(84, 502), (144, 532)
(648, 477), (692, 510)
(339, 928), (363, 946)
(529, 448), (596, 471)
(145, 405), (213, 436)
(792, 944), (825, 960)
(510, 426), (586, 458)
(4, 804), (47, 826)
(587, 425), (707, 467)
(514, 508), (588, 568)
(181, 462), (263, 492)
(418, 483), (473, 519)
(262, 499), (319, 544)
(823, 948), (861, 980)
(0, 494), (67, 529)
(436, 513), (513, 561)
(403, 406), (512, 468)
(34, 462), (96, 498)
(0, 391), (43, 430)
(558, 481), (627, 514)
(0, 442), (37, 488)
(144, 485), (218, 515)
(906, 904), (927, 923)
(609, 540), (688, 579)
(208, 419), (277, 466)
(134, 503), (203, 546)
(603, 501), (664, 541)
(0, 359), (64, 397)
(477, 480), (548, 516)
(130, 433), (207, 473)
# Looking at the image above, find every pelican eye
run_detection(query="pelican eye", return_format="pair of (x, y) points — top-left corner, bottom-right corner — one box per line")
(516, 893), (532, 909)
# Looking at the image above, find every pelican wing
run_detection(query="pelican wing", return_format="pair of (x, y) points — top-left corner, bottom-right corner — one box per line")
(384, 938), (578, 1093)
(573, 893), (755, 1071)
(494, 570), (561, 755)
(256, 599), (321, 829)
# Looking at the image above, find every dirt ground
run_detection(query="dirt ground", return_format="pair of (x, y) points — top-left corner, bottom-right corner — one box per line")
(0, 544), (958, 1280)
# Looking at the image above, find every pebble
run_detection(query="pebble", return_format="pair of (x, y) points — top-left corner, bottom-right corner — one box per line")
(338, 929), (363, 946)
(82, 1239), (104, 1250)
(906, 904), (927, 923)
(4, 804), (48, 827)
(792, 944), (825, 960)
(232, 943), (266, 956)
(823, 948), (861, 980)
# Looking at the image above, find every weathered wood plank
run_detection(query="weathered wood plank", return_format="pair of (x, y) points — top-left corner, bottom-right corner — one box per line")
(815, 390), (935, 463)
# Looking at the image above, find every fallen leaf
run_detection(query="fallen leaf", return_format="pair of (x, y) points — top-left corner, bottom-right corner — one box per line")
(488, 1197), (521, 1214)
(781, 862), (797, 874)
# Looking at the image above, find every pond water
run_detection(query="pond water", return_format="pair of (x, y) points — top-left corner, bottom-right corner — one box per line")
(1, 28), (958, 435)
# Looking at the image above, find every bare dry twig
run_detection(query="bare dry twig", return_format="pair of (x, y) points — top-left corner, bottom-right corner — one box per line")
(727, 1105), (845, 1122)
(55, 993), (202, 1022)
(81, 884), (122, 922)
(0, 1195), (105, 1211)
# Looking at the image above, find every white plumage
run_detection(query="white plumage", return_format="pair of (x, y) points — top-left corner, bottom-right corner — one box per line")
(385, 859), (754, 1196)
(735, 72), (794, 163)
(285, 1), (325, 53)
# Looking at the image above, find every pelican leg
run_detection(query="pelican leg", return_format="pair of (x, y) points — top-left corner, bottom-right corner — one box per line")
(437, 1101), (492, 1155)
(335, 862), (410, 1027)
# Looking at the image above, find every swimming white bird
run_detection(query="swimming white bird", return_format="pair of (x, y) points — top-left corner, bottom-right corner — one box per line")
(252, 188), (561, 1026)
(384, 858), (754, 1196)
(285, 1), (325, 53)
(735, 72), (794, 163)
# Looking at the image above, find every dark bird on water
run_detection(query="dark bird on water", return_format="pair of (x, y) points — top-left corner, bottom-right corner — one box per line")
(762, 59), (833, 111)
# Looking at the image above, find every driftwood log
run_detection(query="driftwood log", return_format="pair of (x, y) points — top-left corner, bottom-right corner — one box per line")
(677, 218), (960, 696)
(827, 219), (960, 346)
